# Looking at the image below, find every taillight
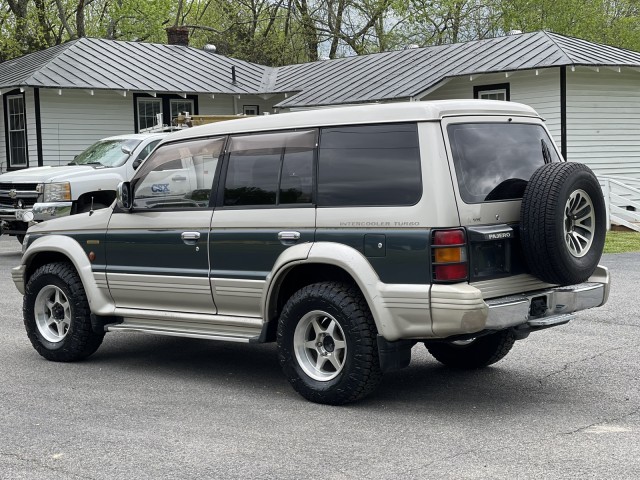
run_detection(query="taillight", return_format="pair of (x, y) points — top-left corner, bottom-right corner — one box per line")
(432, 229), (468, 282)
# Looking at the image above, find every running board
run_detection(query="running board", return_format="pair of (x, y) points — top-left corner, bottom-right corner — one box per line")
(106, 310), (263, 343)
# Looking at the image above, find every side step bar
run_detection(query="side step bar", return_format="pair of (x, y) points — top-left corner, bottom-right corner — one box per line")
(107, 323), (258, 343)
(106, 310), (263, 343)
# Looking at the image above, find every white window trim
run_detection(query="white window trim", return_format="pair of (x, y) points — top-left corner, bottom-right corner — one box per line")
(478, 89), (507, 101)
(137, 97), (162, 131)
(7, 94), (28, 168)
(170, 98), (195, 123)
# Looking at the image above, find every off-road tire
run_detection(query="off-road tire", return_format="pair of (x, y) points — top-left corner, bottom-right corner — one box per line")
(277, 281), (382, 405)
(425, 330), (516, 369)
(520, 162), (606, 285)
(24, 262), (104, 361)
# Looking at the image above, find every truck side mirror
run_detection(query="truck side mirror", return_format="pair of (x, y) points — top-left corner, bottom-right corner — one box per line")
(116, 182), (132, 211)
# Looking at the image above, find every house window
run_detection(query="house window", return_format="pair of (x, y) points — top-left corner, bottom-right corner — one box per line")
(6, 94), (28, 168)
(170, 99), (195, 123)
(474, 83), (510, 101)
(243, 105), (259, 116)
(134, 94), (199, 132)
(137, 98), (162, 131)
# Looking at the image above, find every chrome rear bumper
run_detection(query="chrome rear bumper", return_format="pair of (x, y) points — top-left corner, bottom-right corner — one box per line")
(429, 266), (610, 338)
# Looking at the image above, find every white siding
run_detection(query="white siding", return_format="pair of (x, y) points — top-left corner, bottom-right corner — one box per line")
(24, 89), (39, 167)
(0, 96), (4, 173)
(39, 89), (133, 166)
(422, 69), (562, 148)
(567, 69), (640, 178)
(199, 93), (286, 116)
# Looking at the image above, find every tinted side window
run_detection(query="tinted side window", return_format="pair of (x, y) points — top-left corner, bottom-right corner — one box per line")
(133, 137), (224, 209)
(448, 123), (560, 203)
(223, 130), (315, 207)
(317, 124), (421, 206)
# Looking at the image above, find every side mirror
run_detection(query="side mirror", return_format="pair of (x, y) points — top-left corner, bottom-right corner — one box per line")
(121, 145), (133, 155)
(116, 181), (132, 211)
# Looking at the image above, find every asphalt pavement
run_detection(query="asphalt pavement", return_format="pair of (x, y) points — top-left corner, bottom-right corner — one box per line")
(0, 235), (638, 479)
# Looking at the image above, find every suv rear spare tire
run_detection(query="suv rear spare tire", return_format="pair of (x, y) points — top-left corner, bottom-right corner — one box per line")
(520, 162), (606, 285)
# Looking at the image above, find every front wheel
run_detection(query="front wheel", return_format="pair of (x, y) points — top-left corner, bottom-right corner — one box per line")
(425, 330), (516, 369)
(277, 282), (382, 405)
(24, 262), (104, 362)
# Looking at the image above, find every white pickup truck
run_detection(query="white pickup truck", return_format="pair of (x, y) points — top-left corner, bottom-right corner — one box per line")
(0, 132), (166, 242)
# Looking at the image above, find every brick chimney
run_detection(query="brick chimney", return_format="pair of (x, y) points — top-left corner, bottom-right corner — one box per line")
(166, 26), (189, 47)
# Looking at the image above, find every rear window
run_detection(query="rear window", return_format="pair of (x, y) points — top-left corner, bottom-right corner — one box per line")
(448, 123), (560, 203)
(318, 123), (422, 207)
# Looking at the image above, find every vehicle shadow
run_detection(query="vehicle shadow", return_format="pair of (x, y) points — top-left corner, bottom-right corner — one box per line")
(85, 334), (561, 413)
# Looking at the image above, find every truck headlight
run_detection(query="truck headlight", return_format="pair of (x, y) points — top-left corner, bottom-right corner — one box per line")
(43, 182), (71, 202)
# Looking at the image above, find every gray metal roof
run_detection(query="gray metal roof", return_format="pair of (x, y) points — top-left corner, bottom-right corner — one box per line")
(273, 31), (640, 108)
(0, 37), (277, 95)
(2, 31), (640, 107)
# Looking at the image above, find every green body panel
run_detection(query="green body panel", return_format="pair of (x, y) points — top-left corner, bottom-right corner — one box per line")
(104, 229), (210, 277)
(209, 229), (316, 280)
(315, 229), (432, 284)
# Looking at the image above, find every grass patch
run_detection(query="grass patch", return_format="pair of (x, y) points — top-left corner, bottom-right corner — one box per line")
(604, 231), (640, 254)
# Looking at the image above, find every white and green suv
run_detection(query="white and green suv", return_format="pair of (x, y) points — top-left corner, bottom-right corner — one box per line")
(12, 101), (610, 404)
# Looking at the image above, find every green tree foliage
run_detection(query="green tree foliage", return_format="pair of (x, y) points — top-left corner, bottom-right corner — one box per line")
(1, 0), (640, 65)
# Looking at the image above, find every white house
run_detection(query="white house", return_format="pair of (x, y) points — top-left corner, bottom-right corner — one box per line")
(1, 31), (639, 227)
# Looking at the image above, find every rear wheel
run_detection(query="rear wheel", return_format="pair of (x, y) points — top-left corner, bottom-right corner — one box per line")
(277, 282), (382, 405)
(425, 330), (515, 369)
(24, 262), (104, 362)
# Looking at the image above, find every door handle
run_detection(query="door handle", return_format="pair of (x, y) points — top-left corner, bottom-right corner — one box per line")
(181, 231), (200, 244)
(172, 175), (187, 181)
(278, 231), (301, 245)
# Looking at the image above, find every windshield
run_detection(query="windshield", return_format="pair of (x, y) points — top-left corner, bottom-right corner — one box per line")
(447, 122), (561, 203)
(70, 139), (142, 167)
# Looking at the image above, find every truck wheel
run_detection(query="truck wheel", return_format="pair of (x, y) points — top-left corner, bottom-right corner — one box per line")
(277, 282), (382, 405)
(24, 262), (104, 362)
(425, 330), (515, 369)
(520, 162), (606, 285)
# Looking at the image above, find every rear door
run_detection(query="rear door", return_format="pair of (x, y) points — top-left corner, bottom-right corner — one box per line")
(209, 129), (316, 317)
(105, 137), (225, 314)
(440, 116), (562, 289)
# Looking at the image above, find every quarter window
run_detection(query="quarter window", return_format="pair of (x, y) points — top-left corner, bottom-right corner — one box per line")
(317, 123), (422, 206)
(6, 94), (28, 168)
(133, 137), (224, 209)
(223, 130), (315, 207)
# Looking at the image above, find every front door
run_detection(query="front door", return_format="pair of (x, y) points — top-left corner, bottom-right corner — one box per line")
(105, 136), (225, 315)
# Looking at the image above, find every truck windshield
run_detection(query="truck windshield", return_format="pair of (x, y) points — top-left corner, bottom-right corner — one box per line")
(69, 139), (142, 167)
(447, 122), (560, 203)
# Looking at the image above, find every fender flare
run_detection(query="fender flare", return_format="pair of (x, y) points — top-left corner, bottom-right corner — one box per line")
(23, 235), (115, 316)
(263, 241), (396, 338)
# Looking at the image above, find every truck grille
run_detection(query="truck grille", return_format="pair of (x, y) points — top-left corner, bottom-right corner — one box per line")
(0, 183), (39, 209)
